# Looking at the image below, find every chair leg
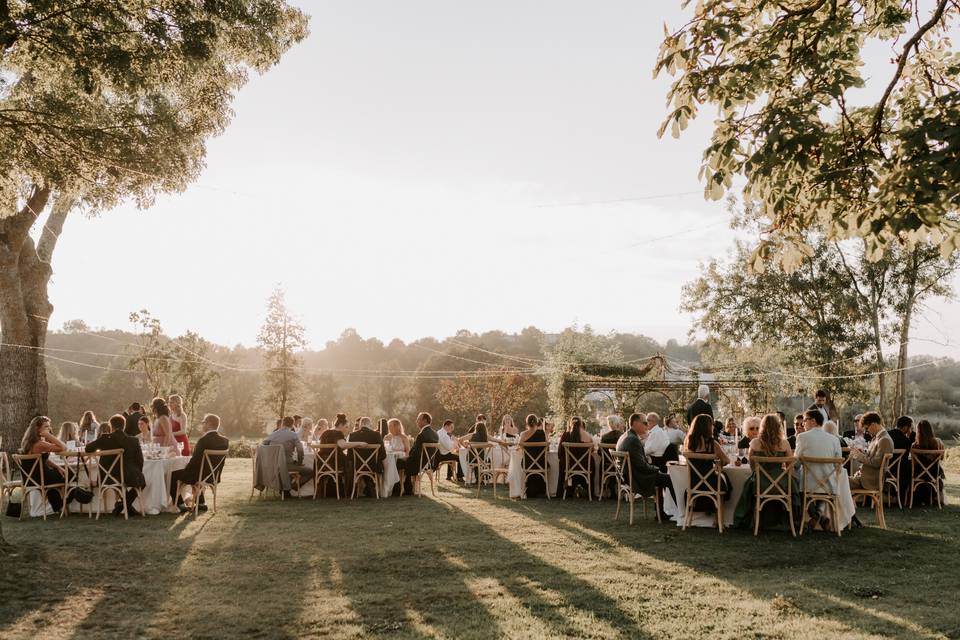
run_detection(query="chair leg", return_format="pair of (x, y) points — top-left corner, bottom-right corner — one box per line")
(787, 499), (796, 537)
(754, 497), (761, 537)
(629, 497), (634, 525)
(615, 484), (622, 521)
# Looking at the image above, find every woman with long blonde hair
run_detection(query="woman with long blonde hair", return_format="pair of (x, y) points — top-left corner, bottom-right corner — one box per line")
(151, 397), (177, 450)
(78, 411), (99, 442)
(167, 394), (191, 455)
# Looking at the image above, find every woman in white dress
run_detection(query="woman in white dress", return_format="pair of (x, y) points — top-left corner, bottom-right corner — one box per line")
(384, 419), (410, 457)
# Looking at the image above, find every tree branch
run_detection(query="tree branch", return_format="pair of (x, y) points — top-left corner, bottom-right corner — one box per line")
(37, 194), (74, 264)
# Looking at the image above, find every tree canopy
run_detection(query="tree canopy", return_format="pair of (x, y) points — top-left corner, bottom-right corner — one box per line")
(655, 0), (960, 270)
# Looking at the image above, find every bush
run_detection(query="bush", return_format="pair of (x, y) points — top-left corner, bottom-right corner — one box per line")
(228, 438), (256, 459)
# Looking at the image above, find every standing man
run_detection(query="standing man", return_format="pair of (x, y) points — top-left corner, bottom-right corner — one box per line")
(808, 390), (830, 424)
(685, 384), (713, 426)
(123, 402), (144, 438)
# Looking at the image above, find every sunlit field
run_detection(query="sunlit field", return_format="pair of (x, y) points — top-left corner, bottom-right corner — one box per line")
(2, 456), (959, 640)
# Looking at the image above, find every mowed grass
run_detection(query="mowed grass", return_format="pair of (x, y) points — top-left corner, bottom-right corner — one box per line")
(2, 457), (959, 640)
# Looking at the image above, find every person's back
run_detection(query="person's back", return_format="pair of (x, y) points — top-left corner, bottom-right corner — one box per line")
(795, 427), (841, 493)
(262, 427), (300, 463)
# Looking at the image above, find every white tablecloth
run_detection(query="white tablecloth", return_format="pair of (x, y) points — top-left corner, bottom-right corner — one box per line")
(28, 456), (190, 517)
(298, 449), (401, 498)
(459, 445), (510, 485)
(663, 462), (856, 530)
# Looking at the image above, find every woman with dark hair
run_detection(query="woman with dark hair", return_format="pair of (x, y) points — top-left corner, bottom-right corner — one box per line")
(911, 419), (945, 507)
(151, 397), (177, 449)
(557, 416), (594, 497)
(684, 413), (731, 519)
(19, 416), (92, 514)
(318, 413), (367, 497)
(518, 414), (547, 498)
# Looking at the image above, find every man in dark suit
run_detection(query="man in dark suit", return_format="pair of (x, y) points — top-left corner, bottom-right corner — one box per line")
(599, 415), (625, 498)
(169, 414), (229, 513)
(348, 416), (385, 496)
(86, 413), (146, 516)
(123, 402), (144, 437)
(685, 384), (713, 426)
(889, 415), (915, 499)
(404, 412), (439, 494)
(616, 413), (675, 520)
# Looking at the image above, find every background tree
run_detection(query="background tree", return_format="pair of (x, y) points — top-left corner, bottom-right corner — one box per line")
(544, 327), (624, 425)
(127, 310), (174, 398)
(0, 1), (308, 454)
(303, 373), (339, 423)
(655, 1), (960, 268)
(257, 287), (306, 419)
(170, 331), (220, 430)
(436, 368), (545, 429)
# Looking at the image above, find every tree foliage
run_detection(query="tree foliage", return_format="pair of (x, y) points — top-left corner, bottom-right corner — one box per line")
(656, 0), (960, 268)
(257, 287), (306, 419)
(436, 368), (545, 425)
(170, 330), (220, 427)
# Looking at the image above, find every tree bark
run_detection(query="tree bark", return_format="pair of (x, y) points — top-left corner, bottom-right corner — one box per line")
(892, 249), (920, 419)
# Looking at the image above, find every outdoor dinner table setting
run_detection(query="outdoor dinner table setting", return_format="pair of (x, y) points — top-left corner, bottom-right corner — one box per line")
(296, 444), (402, 498)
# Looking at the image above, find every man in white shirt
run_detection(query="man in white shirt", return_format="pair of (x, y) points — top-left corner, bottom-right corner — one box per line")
(643, 412), (670, 458)
(436, 419), (463, 481)
(794, 409), (842, 530)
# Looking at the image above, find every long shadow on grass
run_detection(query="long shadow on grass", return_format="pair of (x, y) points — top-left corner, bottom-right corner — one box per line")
(330, 495), (650, 639)
(483, 483), (960, 639)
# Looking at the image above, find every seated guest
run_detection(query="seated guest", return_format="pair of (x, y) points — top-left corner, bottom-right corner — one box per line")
(889, 415), (915, 451)
(911, 419), (945, 507)
(822, 420), (847, 450)
(777, 411), (791, 438)
(722, 417), (738, 440)
(843, 413), (872, 443)
(78, 411), (99, 442)
(348, 416), (385, 468)
(313, 418), (330, 441)
(476, 414), (487, 427)
(262, 416), (312, 490)
(644, 412), (670, 458)
(168, 414), (229, 512)
(738, 416), (760, 451)
(617, 413), (676, 520)
(385, 418), (411, 456)
(713, 420), (725, 439)
(558, 416), (595, 498)
(459, 422), (489, 445)
(518, 414), (547, 498)
(298, 417), (314, 442)
(849, 412), (893, 492)
(601, 415), (624, 445)
(685, 384), (713, 426)
(794, 410), (840, 530)
(664, 414), (686, 448)
(85, 414), (146, 516)
(683, 414), (731, 519)
(495, 414), (519, 441)
(318, 414), (368, 496)
(787, 414), (805, 450)
(734, 413), (796, 529)
(436, 419), (463, 481)
(137, 415), (152, 441)
(405, 412), (440, 493)
(378, 418), (389, 437)
(151, 398), (177, 449)
(19, 416), (93, 513)
(58, 421), (79, 444)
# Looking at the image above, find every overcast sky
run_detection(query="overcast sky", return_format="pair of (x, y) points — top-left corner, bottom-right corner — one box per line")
(43, 1), (959, 357)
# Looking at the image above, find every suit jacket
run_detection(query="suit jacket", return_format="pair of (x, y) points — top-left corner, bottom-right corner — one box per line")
(184, 430), (230, 481)
(124, 411), (143, 437)
(406, 425), (439, 474)
(888, 428), (913, 452)
(685, 399), (713, 426)
(795, 427), (842, 493)
(600, 429), (622, 446)
(616, 430), (660, 497)
(857, 430), (894, 490)
(348, 426), (385, 472)
(86, 431), (145, 489)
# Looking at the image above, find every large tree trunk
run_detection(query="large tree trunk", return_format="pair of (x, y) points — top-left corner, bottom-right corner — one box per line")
(0, 187), (69, 547)
(892, 250), (920, 419)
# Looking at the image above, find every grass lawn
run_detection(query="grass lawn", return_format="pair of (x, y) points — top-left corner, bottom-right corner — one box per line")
(2, 457), (959, 640)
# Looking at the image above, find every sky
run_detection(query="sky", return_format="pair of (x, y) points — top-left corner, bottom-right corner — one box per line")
(42, 0), (960, 357)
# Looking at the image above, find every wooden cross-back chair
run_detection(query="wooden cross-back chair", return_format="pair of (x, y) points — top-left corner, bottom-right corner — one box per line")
(415, 443), (442, 497)
(519, 442), (550, 500)
(561, 442), (594, 501)
(882, 448), (907, 509)
(13, 453), (66, 520)
(751, 455), (796, 537)
(490, 443), (512, 498)
(91, 448), (143, 520)
(840, 447), (852, 475)
(909, 449), (945, 509)
(248, 443), (259, 500)
(60, 451), (91, 518)
(176, 449), (228, 515)
(683, 452), (726, 533)
(799, 456), (844, 537)
(598, 443), (619, 501)
(311, 444), (341, 500)
(1, 451), (23, 516)
(850, 453), (889, 529)
(465, 442), (493, 498)
(350, 445), (382, 499)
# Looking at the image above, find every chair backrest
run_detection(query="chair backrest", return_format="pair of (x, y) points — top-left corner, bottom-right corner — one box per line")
(684, 451), (723, 496)
(466, 442), (493, 468)
(13, 453), (49, 489)
(910, 448), (945, 483)
(751, 455), (794, 499)
(610, 450), (633, 491)
(91, 448), (126, 487)
(562, 442), (593, 474)
(200, 449), (229, 486)
(420, 443), (442, 470)
(885, 448), (907, 483)
(351, 445), (381, 475)
(598, 443), (618, 473)
(0, 451), (11, 484)
(311, 444), (340, 475)
(799, 456), (843, 496)
(519, 442), (547, 473)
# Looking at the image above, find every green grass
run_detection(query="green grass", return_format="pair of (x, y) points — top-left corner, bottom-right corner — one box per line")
(2, 458), (959, 640)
